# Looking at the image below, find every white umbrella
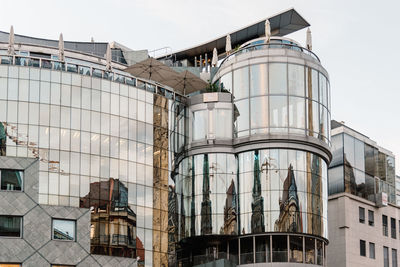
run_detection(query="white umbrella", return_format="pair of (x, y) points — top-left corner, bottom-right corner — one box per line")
(58, 33), (65, 62)
(211, 48), (218, 67)
(225, 34), (232, 54)
(265, 19), (271, 43)
(105, 43), (112, 71)
(8, 25), (15, 56)
(306, 28), (312, 50)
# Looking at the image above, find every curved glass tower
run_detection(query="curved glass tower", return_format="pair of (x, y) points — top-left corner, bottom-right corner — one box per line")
(173, 37), (331, 266)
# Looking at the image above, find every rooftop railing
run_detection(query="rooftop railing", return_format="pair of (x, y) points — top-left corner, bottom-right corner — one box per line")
(219, 42), (320, 69)
(0, 53), (184, 102)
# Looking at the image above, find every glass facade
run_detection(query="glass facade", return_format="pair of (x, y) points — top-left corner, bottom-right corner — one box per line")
(328, 132), (396, 204)
(174, 150), (327, 239)
(216, 63), (330, 142)
(0, 63), (182, 267)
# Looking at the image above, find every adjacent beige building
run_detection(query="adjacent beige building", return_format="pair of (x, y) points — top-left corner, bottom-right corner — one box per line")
(327, 121), (399, 267)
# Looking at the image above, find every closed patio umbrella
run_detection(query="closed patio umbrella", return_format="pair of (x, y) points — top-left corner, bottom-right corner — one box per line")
(211, 48), (218, 67)
(8, 25), (15, 55)
(58, 33), (65, 62)
(105, 43), (112, 71)
(265, 19), (271, 43)
(306, 28), (312, 50)
(225, 34), (232, 54)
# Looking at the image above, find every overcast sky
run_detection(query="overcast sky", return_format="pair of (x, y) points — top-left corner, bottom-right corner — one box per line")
(1, 0), (399, 173)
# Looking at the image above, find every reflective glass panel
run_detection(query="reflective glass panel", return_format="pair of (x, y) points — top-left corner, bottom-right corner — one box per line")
(250, 64), (268, 96)
(233, 67), (249, 100)
(53, 219), (75, 241)
(269, 63), (287, 95)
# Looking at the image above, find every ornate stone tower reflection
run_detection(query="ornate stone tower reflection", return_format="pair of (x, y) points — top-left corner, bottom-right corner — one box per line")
(223, 180), (237, 234)
(275, 165), (302, 232)
(201, 154), (212, 235)
(251, 150), (265, 233)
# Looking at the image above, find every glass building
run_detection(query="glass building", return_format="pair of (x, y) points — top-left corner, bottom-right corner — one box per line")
(329, 120), (396, 204)
(0, 8), (330, 267)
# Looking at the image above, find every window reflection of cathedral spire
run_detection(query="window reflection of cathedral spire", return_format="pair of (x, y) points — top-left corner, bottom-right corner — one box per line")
(251, 150), (265, 233)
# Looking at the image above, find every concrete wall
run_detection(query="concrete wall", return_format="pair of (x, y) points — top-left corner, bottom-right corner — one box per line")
(328, 193), (400, 267)
(0, 156), (137, 267)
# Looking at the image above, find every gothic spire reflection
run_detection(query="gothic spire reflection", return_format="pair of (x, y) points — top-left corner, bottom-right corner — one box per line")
(201, 154), (212, 235)
(251, 150), (265, 233)
(274, 164), (302, 232)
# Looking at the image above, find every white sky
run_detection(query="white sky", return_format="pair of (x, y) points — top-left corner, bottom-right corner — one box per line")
(1, 0), (399, 174)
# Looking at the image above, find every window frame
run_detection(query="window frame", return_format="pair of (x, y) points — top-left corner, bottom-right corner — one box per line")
(391, 217), (397, 239)
(52, 218), (76, 242)
(359, 207), (365, 223)
(359, 240), (366, 257)
(369, 242), (375, 259)
(0, 215), (22, 238)
(383, 215), (388, 237)
(0, 169), (24, 192)
(368, 210), (374, 226)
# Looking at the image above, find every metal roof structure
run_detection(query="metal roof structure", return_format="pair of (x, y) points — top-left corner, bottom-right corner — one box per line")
(162, 8), (310, 61)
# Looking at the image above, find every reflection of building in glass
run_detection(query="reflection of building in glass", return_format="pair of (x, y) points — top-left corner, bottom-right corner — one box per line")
(0, 8), (334, 267)
(327, 120), (399, 267)
(222, 180), (237, 235)
(251, 150), (265, 233)
(172, 9), (331, 266)
(200, 154), (212, 235)
(80, 178), (136, 258)
(275, 165), (302, 232)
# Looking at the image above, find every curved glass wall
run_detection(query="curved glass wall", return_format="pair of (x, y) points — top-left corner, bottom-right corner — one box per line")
(175, 149), (328, 240)
(0, 64), (177, 266)
(216, 63), (331, 143)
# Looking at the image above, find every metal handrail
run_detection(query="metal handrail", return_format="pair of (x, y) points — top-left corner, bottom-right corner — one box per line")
(218, 42), (320, 70)
(0, 53), (183, 101)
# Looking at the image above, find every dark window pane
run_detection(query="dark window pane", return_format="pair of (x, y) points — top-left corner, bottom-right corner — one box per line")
(383, 215), (388, 236)
(393, 249), (398, 267)
(391, 217), (397, 239)
(384, 246), (389, 267)
(53, 219), (75, 241)
(289, 236), (303, 263)
(240, 237), (254, 264)
(368, 210), (374, 226)
(228, 239), (238, 264)
(316, 240), (323, 265)
(360, 240), (366, 256)
(1, 170), (23, 191)
(255, 235), (269, 263)
(272, 235), (287, 262)
(305, 237), (315, 264)
(0, 216), (21, 237)
(369, 242), (375, 259)
(359, 207), (365, 223)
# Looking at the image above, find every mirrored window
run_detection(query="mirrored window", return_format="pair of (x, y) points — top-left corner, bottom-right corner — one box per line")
(52, 219), (75, 241)
(0, 170), (23, 191)
(0, 216), (21, 237)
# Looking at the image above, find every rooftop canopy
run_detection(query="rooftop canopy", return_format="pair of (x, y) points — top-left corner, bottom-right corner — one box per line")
(162, 8), (310, 62)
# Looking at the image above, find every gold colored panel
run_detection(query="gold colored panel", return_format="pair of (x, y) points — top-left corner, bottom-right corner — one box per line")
(153, 230), (161, 252)
(153, 208), (161, 230)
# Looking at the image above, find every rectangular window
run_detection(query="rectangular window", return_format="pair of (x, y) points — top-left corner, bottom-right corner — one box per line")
(0, 170), (23, 191)
(368, 210), (374, 226)
(52, 219), (76, 241)
(383, 215), (388, 236)
(391, 217), (397, 239)
(393, 249), (398, 267)
(359, 207), (365, 223)
(0, 216), (22, 237)
(360, 240), (366, 256)
(369, 242), (375, 259)
(384, 246), (389, 267)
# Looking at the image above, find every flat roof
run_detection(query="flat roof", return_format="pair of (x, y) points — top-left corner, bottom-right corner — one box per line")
(162, 8), (310, 61)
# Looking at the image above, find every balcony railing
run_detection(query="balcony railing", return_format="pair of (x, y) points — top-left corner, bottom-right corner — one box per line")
(219, 42), (320, 69)
(0, 53), (182, 101)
